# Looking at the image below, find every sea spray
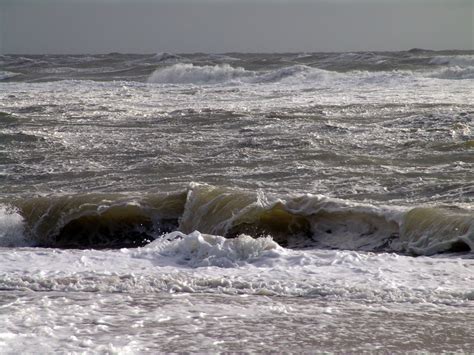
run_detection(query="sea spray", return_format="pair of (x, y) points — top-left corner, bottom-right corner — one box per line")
(0, 205), (29, 247)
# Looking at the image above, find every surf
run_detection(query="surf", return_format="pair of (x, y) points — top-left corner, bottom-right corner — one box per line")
(2, 183), (472, 255)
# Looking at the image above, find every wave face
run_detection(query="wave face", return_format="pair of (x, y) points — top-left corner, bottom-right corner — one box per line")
(8, 193), (186, 248)
(2, 184), (472, 255)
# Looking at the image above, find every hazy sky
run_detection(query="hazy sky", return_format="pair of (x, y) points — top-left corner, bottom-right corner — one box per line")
(1, 0), (473, 54)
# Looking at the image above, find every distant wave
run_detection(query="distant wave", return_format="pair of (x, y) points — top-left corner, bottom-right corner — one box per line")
(148, 61), (474, 86)
(39, 67), (116, 74)
(147, 63), (253, 84)
(153, 52), (185, 63)
(4, 52), (474, 84)
(1, 183), (472, 255)
(427, 55), (474, 80)
(257, 64), (333, 83)
(430, 55), (474, 67)
(147, 63), (335, 84)
(0, 71), (20, 80)
(428, 66), (474, 80)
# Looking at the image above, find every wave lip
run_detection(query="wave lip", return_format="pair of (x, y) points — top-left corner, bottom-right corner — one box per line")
(10, 193), (186, 249)
(180, 183), (474, 256)
(400, 208), (474, 255)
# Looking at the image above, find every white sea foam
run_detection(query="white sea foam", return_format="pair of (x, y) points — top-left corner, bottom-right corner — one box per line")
(428, 66), (474, 80)
(0, 206), (29, 247)
(140, 231), (281, 267)
(1, 52), (474, 353)
(0, 233), (473, 303)
(1, 226), (473, 352)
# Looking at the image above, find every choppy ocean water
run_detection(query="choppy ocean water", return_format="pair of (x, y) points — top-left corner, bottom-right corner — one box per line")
(0, 50), (473, 352)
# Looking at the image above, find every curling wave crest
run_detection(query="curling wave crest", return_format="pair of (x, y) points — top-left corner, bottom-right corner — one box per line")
(1, 183), (473, 255)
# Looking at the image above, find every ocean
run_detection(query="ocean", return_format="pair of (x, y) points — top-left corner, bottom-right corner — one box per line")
(0, 50), (473, 352)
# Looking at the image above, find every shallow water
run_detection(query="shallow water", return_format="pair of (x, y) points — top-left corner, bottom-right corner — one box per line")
(2, 291), (473, 353)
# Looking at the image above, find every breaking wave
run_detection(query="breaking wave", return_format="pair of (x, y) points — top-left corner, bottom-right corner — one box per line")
(0, 71), (20, 80)
(147, 63), (334, 84)
(1, 183), (472, 255)
(428, 66), (474, 80)
(427, 55), (474, 80)
(6, 193), (186, 248)
(153, 52), (185, 63)
(140, 231), (280, 268)
(147, 63), (253, 84)
(430, 55), (474, 67)
(148, 62), (474, 86)
(0, 206), (29, 247)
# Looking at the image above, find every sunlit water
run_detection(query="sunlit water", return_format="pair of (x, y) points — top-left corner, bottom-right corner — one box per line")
(0, 51), (473, 352)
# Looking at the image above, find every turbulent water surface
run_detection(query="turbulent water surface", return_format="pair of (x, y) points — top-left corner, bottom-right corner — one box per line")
(1, 50), (473, 352)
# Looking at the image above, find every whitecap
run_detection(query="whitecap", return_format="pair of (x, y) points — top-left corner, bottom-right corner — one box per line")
(138, 231), (281, 268)
(147, 63), (253, 84)
(0, 205), (30, 247)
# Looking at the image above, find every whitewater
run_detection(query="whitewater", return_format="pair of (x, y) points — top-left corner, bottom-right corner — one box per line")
(0, 50), (473, 352)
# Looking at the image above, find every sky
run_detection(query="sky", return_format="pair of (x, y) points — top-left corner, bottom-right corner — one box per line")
(1, 0), (473, 54)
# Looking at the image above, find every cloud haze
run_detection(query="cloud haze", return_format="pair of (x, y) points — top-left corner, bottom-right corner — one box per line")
(1, 0), (472, 53)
